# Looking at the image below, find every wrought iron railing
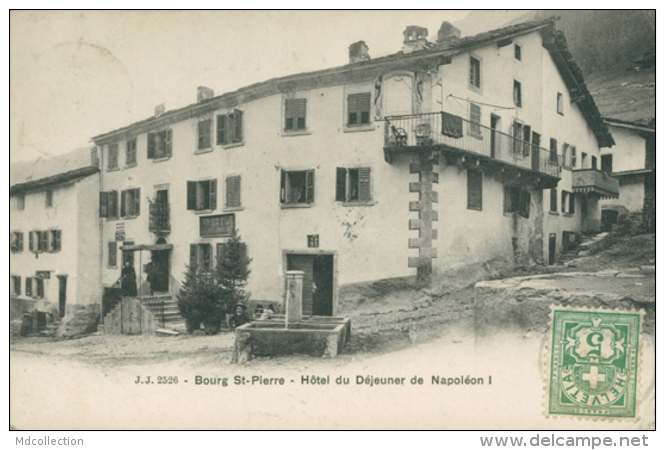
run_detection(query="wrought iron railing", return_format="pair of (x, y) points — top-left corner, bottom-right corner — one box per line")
(384, 112), (561, 178)
(149, 202), (170, 233)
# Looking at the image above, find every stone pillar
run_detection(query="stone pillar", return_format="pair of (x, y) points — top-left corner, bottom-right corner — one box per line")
(285, 270), (304, 328)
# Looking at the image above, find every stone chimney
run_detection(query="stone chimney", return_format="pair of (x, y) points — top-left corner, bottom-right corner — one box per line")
(154, 103), (165, 117)
(437, 21), (461, 44)
(402, 26), (428, 54)
(349, 41), (370, 64)
(197, 86), (214, 103)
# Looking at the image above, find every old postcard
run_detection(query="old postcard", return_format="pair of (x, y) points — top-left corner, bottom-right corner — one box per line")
(9, 10), (655, 432)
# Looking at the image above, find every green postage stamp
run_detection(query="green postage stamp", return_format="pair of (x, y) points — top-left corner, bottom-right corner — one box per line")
(547, 306), (642, 419)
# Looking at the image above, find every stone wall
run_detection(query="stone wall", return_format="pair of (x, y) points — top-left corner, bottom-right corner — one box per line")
(57, 303), (101, 337)
(103, 298), (156, 335)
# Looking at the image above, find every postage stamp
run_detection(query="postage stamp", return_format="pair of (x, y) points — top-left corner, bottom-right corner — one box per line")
(546, 306), (643, 419)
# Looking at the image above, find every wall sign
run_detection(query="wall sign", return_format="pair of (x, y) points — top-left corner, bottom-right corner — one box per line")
(200, 214), (235, 238)
(115, 222), (126, 241)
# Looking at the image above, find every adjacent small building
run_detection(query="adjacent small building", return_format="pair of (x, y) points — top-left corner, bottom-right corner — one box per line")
(10, 158), (102, 335)
(599, 117), (655, 232)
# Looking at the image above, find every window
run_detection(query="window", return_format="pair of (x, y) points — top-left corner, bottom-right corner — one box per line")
(225, 176), (241, 208)
(45, 190), (53, 208)
(281, 170), (314, 204)
(347, 93), (371, 126)
(11, 276), (21, 296)
(469, 56), (481, 89)
(126, 139), (137, 166)
(284, 99), (307, 131)
(514, 44), (522, 61)
(121, 188), (141, 217)
(216, 241), (247, 265)
(504, 186), (530, 218)
(99, 191), (119, 218)
(571, 146), (577, 168)
(29, 231), (49, 253)
(469, 103), (482, 137)
(561, 191), (575, 214)
(550, 189), (558, 212)
(513, 80), (522, 107)
(512, 120), (524, 154)
(108, 241), (117, 267)
(336, 168), (372, 203)
(549, 138), (558, 164)
(147, 129), (172, 159)
(197, 118), (212, 150)
(216, 110), (244, 146)
(557, 92), (564, 115)
(17, 194), (25, 211)
(561, 191), (569, 213)
(190, 243), (212, 271)
(581, 152), (588, 168)
(522, 125), (531, 157)
(25, 277), (32, 297)
(467, 170), (482, 211)
(108, 144), (119, 170)
(601, 154), (613, 173)
(11, 232), (23, 253)
(592, 156), (598, 170)
(307, 235), (319, 248)
(48, 230), (61, 252)
(561, 144), (569, 167)
(187, 180), (217, 211)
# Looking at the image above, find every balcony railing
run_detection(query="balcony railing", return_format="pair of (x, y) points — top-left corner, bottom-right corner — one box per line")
(149, 202), (171, 233)
(384, 112), (561, 178)
(572, 169), (620, 198)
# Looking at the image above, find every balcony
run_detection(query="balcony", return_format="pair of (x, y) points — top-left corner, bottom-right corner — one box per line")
(149, 202), (171, 233)
(384, 112), (561, 188)
(572, 169), (620, 199)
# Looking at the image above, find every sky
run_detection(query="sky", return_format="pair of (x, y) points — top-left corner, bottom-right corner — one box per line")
(9, 10), (488, 163)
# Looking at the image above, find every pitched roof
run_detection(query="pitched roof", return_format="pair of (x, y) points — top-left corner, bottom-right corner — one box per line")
(604, 116), (655, 133)
(10, 165), (99, 195)
(92, 16), (612, 147)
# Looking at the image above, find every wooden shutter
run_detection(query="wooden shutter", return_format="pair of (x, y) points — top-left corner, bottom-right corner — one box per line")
(233, 110), (243, 142)
(550, 189), (557, 212)
(226, 176), (241, 208)
(523, 125), (531, 157)
(280, 170), (286, 203)
(467, 170), (482, 211)
(187, 181), (197, 210)
(18, 233), (23, 252)
(550, 138), (558, 164)
(39, 231), (48, 252)
(285, 99), (295, 130)
(217, 114), (227, 145)
(570, 193), (575, 214)
(519, 190), (531, 218)
(336, 168), (347, 201)
(108, 242), (117, 267)
(120, 190), (127, 217)
(147, 133), (155, 159)
(296, 99), (306, 130)
(504, 187), (514, 213)
(360, 93), (371, 124)
(470, 103), (481, 135)
(189, 244), (198, 268)
(305, 170), (315, 203)
(358, 167), (371, 202)
(29, 231), (34, 252)
(561, 191), (567, 213)
(133, 188), (140, 216)
(26, 278), (32, 297)
(208, 179), (217, 210)
(99, 191), (109, 217)
(348, 94), (359, 125)
(165, 129), (172, 157)
(198, 120), (206, 149)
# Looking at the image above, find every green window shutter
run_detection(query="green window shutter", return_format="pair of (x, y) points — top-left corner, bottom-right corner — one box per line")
(336, 168), (347, 201)
(217, 114), (227, 145)
(233, 110), (243, 143)
(305, 170), (315, 203)
(358, 167), (371, 202)
(209, 179), (217, 210)
(100, 191), (109, 217)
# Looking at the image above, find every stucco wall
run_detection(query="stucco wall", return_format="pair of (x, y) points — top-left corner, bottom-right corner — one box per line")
(601, 126), (646, 172)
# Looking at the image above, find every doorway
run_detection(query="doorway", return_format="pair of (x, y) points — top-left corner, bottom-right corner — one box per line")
(149, 248), (170, 293)
(57, 275), (67, 318)
(548, 233), (557, 265)
(286, 253), (334, 316)
(531, 132), (541, 171)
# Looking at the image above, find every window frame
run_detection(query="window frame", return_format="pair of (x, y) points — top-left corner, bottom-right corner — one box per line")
(467, 169), (483, 211)
(225, 175), (242, 209)
(514, 44), (522, 61)
(45, 189), (53, 208)
(280, 169), (315, 206)
(48, 229), (62, 252)
(147, 128), (173, 160)
(284, 98), (308, 133)
(187, 179), (218, 212)
(197, 117), (213, 151)
(513, 80), (522, 107)
(601, 154), (613, 173)
(11, 275), (21, 297)
(336, 167), (373, 205)
(557, 92), (564, 115)
(108, 241), (118, 268)
(190, 243), (213, 271)
(216, 109), (244, 147)
(11, 231), (23, 253)
(120, 188), (141, 218)
(550, 188), (558, 213)
(346, 92), (372, 127)
(469, 103), (482, 138)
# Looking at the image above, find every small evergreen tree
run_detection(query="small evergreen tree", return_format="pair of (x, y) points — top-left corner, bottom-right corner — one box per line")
(215, 229), (252, 314)
(176, 264), (223, 334)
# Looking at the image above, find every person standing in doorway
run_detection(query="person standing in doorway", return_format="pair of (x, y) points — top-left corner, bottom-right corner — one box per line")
(121, 261), (138, 297)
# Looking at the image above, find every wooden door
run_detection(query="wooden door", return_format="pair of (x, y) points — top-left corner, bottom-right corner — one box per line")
(548, 233), (557, 265)
(57, 275), (67, 318)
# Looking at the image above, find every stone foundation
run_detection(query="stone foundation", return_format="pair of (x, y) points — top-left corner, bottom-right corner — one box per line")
(57, 303), (101, 337)
(103, 298), (155, 335)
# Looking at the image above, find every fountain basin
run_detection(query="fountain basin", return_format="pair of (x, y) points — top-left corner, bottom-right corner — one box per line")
(232, 316), (351, 362)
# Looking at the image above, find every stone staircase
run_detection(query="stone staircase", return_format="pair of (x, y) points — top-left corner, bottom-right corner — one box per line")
(140, 294), (186, 331)
(560, 232), (611, 263)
